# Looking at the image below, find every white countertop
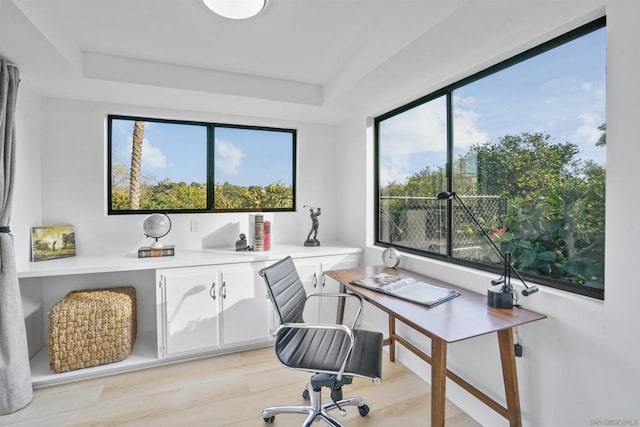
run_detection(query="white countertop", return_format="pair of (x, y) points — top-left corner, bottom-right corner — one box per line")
(17, 243), (362, 278)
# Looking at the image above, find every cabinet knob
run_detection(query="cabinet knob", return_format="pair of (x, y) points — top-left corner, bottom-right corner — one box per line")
(209, 282), (216, 300)
(222, 282), (227, 299)
(313, 272), (317, 288)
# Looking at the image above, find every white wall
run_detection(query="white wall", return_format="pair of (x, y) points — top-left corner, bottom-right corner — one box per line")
(13, 83), (42, 263)
(13, 98), (341, 262)
(335, 117), (370, 247)
(339, 2), (640, 426)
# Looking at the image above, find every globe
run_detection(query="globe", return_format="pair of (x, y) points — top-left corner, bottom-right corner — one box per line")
(143, 213), (171, 248)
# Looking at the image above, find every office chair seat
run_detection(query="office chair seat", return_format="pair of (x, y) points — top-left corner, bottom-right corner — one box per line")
(260, 256), (383, 426)
(276, 326), (383, 380)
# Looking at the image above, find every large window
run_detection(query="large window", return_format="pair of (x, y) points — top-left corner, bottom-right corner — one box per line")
(375, 18), (606, 298)
(108, 115), (296, 214)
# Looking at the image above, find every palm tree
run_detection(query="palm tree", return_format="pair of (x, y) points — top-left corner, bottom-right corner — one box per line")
(129, 121), (145, 209)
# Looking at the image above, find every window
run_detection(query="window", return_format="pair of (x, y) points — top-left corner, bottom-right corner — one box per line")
(108, 116), (296, 214)
(375, 18), (606, 299)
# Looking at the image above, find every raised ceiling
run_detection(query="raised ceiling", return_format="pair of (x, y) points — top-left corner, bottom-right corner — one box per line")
(1, 0), (604, 123)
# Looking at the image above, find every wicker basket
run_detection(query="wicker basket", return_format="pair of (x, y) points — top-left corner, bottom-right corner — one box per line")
(48, 286), (137, 373)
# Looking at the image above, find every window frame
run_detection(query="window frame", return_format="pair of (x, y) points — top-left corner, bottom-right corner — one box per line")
(374, 17), (606, 300)
(107, 114), (297, 215)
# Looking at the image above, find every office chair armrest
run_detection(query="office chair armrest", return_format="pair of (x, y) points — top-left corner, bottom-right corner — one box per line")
(275, 321), (355, 379)
(306, 292), (363, 328)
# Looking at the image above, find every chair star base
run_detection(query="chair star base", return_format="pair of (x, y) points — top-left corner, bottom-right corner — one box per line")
(261, 374), (369, 426)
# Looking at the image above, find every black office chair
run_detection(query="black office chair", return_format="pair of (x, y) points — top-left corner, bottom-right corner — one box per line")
(259, 256), (383, 426)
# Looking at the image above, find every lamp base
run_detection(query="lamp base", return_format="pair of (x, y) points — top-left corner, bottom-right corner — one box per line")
(487, 285), (514, 309)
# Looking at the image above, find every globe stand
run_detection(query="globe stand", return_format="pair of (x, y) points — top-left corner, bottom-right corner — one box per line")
(138, 213), (175, 258)
(150, 238), (164, 249)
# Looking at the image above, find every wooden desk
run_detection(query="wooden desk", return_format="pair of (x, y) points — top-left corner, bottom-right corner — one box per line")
(325, 266), (546, 427)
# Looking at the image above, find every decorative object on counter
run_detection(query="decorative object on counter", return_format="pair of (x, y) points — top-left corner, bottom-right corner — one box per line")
(142, 212), (172, 249)
(139, 213), (174, 257)
(382, 247), (401, 268)
(31, 225), (76, 262)
(138, 245), (175, 258)
(235, 233), (254, 251)
(48, 286), (137, 373)
(254, 214), (264, 251)
(303, 206), (321, 247)
(264, 220), (271, 251)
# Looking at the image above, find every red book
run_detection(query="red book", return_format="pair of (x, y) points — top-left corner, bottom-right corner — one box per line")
(264, 221), (271, 251)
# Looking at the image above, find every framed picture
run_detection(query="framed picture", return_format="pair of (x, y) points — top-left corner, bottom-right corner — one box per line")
(31, 225), (76, 262)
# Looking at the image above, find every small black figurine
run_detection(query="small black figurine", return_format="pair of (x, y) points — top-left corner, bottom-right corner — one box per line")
(304, 206), (321, 247)
(235, 233), (253, 251)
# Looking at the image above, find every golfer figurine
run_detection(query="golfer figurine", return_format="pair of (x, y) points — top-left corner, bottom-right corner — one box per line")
(304, 206), (321, 247)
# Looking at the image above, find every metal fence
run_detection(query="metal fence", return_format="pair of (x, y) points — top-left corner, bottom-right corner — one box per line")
(379, 195), (506, 259)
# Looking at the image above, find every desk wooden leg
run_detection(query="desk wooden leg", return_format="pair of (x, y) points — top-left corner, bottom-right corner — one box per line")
(388, 314), (396, 362)
(498, 329), (522, 427)
(431, 337), (447, 427)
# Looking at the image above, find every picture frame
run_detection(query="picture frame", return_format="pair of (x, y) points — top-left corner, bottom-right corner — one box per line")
(31, 225), (76, 262)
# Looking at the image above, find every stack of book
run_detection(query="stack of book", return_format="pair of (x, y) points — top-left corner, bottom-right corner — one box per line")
(254, 215), (264, 251)
(138, 245), (175, 258)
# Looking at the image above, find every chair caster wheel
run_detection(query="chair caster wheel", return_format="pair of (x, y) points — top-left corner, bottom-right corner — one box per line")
(358, 404), (370, 417)
(263, 415), (275, 423)
(302, 388), (310, 400)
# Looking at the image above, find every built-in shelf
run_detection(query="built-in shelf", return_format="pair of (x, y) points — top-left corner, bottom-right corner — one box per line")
(30, 331), (158, 388)
(19, 243), (363, 388)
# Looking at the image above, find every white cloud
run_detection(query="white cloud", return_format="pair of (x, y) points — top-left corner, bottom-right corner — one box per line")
(215, 140), (244, 175)
(453, 106), (489, 148)
(122, 135), (167, 171)
(142, 138), (167, 170)
(573, 112), (602, 146)
(581, 82), (593, 92)
(379, 94), (488, 185)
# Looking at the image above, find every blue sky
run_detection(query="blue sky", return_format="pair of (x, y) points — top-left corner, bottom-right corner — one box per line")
(111, 121), (294, 187)
(379, 27), (607, 186)
(214, 127), (293, 187)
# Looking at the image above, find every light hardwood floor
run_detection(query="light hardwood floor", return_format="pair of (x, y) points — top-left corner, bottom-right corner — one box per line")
(1, 348), (481, 426)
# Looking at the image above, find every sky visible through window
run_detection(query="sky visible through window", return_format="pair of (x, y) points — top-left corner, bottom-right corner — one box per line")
(111, 120), (294, 187)
(379, 27), (606, 187)
(214, 127), (293, 187)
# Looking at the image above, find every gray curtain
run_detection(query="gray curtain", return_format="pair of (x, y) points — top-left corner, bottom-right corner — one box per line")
(0, 59), (32, 414)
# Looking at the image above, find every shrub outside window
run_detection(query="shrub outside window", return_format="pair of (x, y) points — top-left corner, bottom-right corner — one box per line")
(375, 18), (606, 299)
(108, 115), (296, 214)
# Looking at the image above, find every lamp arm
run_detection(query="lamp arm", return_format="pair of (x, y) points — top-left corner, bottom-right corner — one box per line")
(447, 193), (538, 296)
(450, 193), (505, 265)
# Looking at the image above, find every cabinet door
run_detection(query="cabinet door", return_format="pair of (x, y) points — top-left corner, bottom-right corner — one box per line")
(219, 264), (271, 347)
(320, 255), (360, 324)
(292, 259), (321, 323)
(158, 268), (220, 357)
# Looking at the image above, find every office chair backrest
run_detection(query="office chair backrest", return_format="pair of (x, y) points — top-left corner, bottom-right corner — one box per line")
(260, 256), (306, 324)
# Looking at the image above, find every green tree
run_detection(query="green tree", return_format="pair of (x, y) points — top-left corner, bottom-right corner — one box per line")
(379, 130), (606, 288)
(467, 132), (605, 287)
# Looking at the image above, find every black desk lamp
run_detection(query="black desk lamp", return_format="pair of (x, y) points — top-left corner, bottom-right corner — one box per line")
(436, 191), (539, 308)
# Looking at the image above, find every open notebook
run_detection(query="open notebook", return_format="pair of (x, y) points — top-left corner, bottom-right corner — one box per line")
(350, 273), (460, 307)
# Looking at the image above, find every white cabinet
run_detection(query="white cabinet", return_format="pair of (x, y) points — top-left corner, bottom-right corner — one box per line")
(157, 267), (220, 357)
(157, 263), (272, 358)
(293, 254), (360, 324)
(218, 263), (271, 348)
(20, 245), (361, 387)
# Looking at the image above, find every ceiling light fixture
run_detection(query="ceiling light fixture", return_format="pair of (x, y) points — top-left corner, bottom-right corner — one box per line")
(201, 0), (268, 20)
